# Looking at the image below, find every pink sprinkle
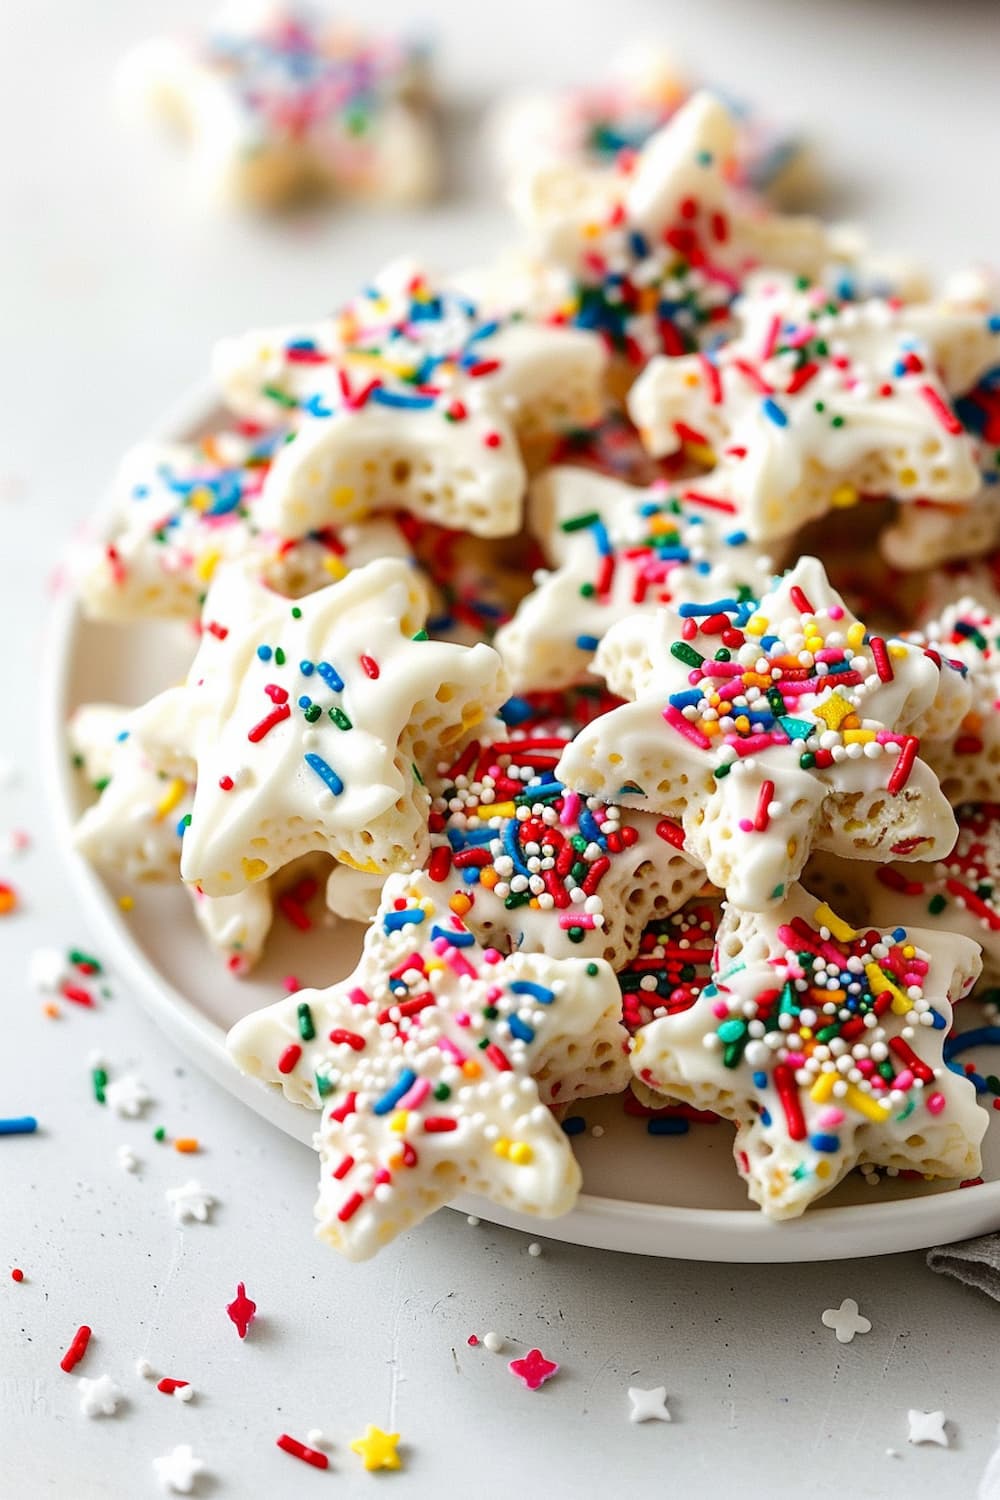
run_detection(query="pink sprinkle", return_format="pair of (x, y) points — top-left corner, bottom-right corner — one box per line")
(828, 605), (844, 620)
(738, 818), (754, 832)
(926, 1092), (946, 1115)
(818, 1107), (845, 1127)
(560, 791), (581, 826)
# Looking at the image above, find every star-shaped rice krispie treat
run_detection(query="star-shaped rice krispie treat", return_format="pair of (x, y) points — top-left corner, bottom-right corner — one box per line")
(880, 364), (1000, 570)
(118, 4), (439, 210)
(69, 703), (274, 969)
(490, 46), (810, 203)
(511, 91), (831, 373)
(631, 885), (986, 1217)
(494, 465), (779, 691)
(129, 557), (507, 897)
(863, 802), (1000, 984)
(213, 260), (607, 540)
(555, 557), (962, 910)
(79, 421), (418, 623)
(628, 273), (1000, 543)
(227, 872), (629, 1258)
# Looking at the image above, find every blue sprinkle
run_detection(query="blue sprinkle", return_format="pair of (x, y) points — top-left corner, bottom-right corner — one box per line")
(578, 807), (604, 845)
(371, 388), (436, 411)
(115, 730), (130, 742)
(525, 780), (563, 801)
(299, 660), (315, 676)
(762, 398), (788, 427)
(504, 819), (531, 877)
(304, 753), (344, 797)
(561, 1115), (587, 1136)
(508, 1015), (536, 1044)
(724, 530), (749, 546)
(372, 1069), (418, 1116)
(988, 315), (1000, 333)
(316, 661), (344, 692)
(752, 1071), (768, 1088)
(591, 520), (613, 556)
(499, 696), (533, 725)
(576, 634), (601, 651)
(759, 1107), (771, 1126)
(509, 980), (555, 1005)
(678, 599), (739, 617)
(669, 690), (703, 710)
(461, 868), (481, 885)
(298, 696), (312, 709)
(647, 1117), (690, 1136)
(383, 907), (425, 933)
(652, 546), (691, 562)
(0, 1116), (38, 1136)
(256, 645), (272, 661)
(810, 1133), (841, 1153)
(929, 1008), (948, 1030)
(304, 394), (332, 418)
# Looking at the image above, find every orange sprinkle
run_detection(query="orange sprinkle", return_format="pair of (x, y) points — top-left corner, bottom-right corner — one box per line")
(42, 1002), (60, 1019)
(449, 893), (472, 916)
(174, 1138), (199, 1154)
(0, 884), (17, 915)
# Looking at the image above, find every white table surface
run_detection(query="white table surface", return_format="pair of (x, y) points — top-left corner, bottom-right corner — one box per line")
(5, 1), (1000, 1495)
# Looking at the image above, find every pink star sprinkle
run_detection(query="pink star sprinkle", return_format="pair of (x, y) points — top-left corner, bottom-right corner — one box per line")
(226, 1281), (257, 1339)
(508, 1348), (559, 1391)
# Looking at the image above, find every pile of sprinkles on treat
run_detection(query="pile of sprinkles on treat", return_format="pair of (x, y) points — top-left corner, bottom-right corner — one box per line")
(70, 74), (1000, 1256)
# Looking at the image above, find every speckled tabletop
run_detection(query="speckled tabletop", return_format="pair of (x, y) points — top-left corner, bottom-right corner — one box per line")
(5, 1), (1000, 1495)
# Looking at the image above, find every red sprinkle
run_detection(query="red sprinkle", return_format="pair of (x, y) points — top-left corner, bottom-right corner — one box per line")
(918, 383), (963, 435)
(226, 1282), (257, 1338)
(60, 1325), (92, 1373)
(869, 636), (894, 683)
(277, 1044), (302, 1075)
(754, 780), (775, 832)
(277, 1435), (329, 1470)
(157, 1378), (189, 1395)
(789, 585), (814, 616)
(655, 819), (686, 849)
(248, 702), (290, 743)
(360, 654), (380, 679)
(887, 735), (919, 795)
(11, 1268), (24, 1283)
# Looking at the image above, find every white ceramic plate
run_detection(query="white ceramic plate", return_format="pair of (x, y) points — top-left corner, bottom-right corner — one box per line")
(42, 386), (1000, 1261)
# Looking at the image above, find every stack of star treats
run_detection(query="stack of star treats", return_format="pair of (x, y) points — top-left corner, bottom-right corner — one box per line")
(71, 87), (1000, 1258)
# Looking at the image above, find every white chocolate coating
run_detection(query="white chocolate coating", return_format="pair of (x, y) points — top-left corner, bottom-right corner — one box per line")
(130, 557), (507, 896)
(495, 466), (778, 692)
(628, 274), (997, 543)
(213, 260), (606, 540)
(227, 872), (629, 1259)
(631, 885), (985, 1217)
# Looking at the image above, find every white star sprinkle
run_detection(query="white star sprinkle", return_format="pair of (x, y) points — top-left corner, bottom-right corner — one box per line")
(152, 1443), (208, 1494)
(104, 1074), (152, 1118)
(821, 1297), (872, 1344)
(907, 1410), (950, 1447)
(628, 1386), (672, 1424)
(165, 1180), (216, 1224)
(78, 1374), (123, 1418)
(117, 1144), (140, 1173)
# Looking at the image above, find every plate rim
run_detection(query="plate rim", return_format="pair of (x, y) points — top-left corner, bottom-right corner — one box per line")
(40, 382), (1000, 1262)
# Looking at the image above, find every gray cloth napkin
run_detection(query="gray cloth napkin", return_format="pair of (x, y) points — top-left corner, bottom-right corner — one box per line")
(927, 1234), (1000, 1299)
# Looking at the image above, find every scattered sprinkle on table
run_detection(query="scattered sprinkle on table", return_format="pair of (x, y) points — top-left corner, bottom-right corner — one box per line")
(351, 1425), (402, 1471)
(165, 1180), (215, 1224)
(0, 1116), (37, 1136)
(821, 1298), (872, 1344)
(104, 1073), (152, 1118)
(628, 1385), (672, 1423)
(509, 1348), (559, 1391)
(152, 1443), (208, 1494)
(10, 1268), (24, 1283)
(60, 1325), (92, 1373)
(78, 1373), (123, 1418)
(277, 1433), (329, 1469)
(226, 1281), (256, 1339)
(907, 1409), (950, 1447)
(527, 1242), (542, 1257)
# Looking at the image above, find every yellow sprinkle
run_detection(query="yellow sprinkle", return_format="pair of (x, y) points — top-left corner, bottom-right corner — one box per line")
(810, 1071), (837, 1104)
(815, 1159), (832, 1178)
(477, 801), (515, 820)
(241, 857), (269, 882)
(155, 778), (187, 821)
(846, 621), (866, 650)
(174, 1137), (199, 1154)
(389, 1111), (409, 1134)
(843, 1082), (892, 1124)
(323, 555), (348, 580)
(888, 643), (908, 658)
(684, 442), (716, 467)
(195, 548), (221, 583)
(864, 962), (910, 1015)
(509, 1141), (534, 1166)
(813, 691), (854, 731)
(745, 615), (768, 636)
(903, 945), (915, 959)
(831, 483), (859, 508)
(118, 895), (134, 912)
(493, 1138), (511, 1159)
(813, 903), (857, 943)
(842, 729), (875, 744)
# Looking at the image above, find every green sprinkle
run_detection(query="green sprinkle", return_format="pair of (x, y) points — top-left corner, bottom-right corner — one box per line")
(671, 641), (704, 668)
(799, 752), (816, 770)
(567, 927), (585, 944)
(579, 582), (596, 598)
(91, 1067), (108, 1104)
(153, 1127), (166, 1142)
(316, 1073), (333, 1099)
(411, 629), (429, 641)
(274, 647), (286, 665)
(830, 415), (845, 428)
(482, 1005), (499, 1020)
(291, 606), (302, 619)
(304, 703), (321, 723)
(586, 963), (599, 976)
(262, 384), (297, 409)
(561, 510), (601, 532)
(713, 763), (731, 779)
(434, 1082), (451, 1101)
(927, 893), (947, 915)
(412, 763), (425, 787)
(297, 1002), (315, 1041)
(328, 706), (352, 731)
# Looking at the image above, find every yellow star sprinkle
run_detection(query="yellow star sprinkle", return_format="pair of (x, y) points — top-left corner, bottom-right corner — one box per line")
(812, 691), (854, 731)
(351, 1426), (402, 1472)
